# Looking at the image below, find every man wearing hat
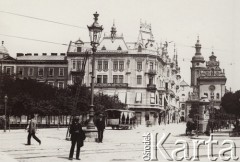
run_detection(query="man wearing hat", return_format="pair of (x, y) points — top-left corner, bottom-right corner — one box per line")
(69, 116), (86, 160)
(95, 114), (105, 143)
(26, 114), (41, 145)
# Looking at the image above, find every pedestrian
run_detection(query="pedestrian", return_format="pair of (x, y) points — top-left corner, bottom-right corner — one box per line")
(69, 116), (86, 160)
(26, 114), (41, 145)
(95, 114), (105, 143)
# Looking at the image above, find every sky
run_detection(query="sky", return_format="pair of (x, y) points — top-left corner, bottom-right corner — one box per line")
(0, 0), (239, 91)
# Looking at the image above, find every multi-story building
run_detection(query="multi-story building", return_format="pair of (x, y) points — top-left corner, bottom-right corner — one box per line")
(0, 43), (68, 89)
(16, 53), (68, 88)
(67, 22), (182, 125)
(186, 37), (227, 131)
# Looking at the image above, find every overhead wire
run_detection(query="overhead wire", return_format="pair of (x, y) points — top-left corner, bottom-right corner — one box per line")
(0, 10), (87, 30)
(0, 10), (235, 65)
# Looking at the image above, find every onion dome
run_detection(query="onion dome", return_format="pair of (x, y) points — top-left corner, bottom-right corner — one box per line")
(192, 37), (204, 62)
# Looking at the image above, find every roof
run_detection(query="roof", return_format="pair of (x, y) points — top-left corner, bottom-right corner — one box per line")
(180, 80), (189, 86)
(98, 36), (128, 51)
(17, 55), (66, 61)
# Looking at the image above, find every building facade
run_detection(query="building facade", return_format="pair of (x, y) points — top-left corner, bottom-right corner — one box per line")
(186, 37), (227, 131)
(67, 22), (183, 125)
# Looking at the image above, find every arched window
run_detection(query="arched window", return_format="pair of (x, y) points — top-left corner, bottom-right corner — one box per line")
(211, 69), (214, 76)
(138, 45), (142, 52)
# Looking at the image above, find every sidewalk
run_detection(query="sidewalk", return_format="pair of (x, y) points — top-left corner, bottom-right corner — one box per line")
(0, 123), (239, 162)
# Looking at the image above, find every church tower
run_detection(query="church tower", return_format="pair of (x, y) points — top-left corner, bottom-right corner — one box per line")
(190, 37), (205, 86)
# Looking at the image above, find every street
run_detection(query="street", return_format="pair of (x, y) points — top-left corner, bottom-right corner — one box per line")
(0, 123), (239, 162)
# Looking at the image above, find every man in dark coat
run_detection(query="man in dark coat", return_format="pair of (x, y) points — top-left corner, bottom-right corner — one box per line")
(69, 116), (86, 160)
(95, 114), (105, 143)
(26, 114), (41, 145)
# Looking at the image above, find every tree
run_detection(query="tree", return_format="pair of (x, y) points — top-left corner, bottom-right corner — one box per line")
(221, 91), (240, 130)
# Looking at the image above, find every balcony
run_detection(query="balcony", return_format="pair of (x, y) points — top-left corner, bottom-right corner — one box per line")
(147, 84), (157, 91)
(94, 83), (128, 88)
(158, 86), (166, 92)
(146, 69), (157, 75)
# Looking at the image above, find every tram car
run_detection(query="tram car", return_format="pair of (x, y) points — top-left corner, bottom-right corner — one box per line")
(105, 109), (136, 130)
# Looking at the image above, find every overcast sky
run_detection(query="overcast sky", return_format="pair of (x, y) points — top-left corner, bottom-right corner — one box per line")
(0, 0), (239, 91)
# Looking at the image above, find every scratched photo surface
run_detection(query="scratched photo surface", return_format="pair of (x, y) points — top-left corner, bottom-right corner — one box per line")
(0, 0), (240, 162)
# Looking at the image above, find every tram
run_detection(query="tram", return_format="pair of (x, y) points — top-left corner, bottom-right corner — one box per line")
(105, 109), (136, 130)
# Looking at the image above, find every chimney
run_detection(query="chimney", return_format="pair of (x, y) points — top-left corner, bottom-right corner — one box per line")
(42, 53), (47, 56)
(16, 53), (24, 57)
(60, 53), (66, 56)
(51, 53), (57, 56)
(34, 53), (38, 56)
(25, 53), (32, 56)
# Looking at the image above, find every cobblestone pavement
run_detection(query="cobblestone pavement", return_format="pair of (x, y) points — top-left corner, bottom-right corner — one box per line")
(0, 123), (239, 162)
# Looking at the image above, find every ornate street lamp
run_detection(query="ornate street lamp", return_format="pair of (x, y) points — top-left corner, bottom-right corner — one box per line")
(4, 95), (8, 132)
(87, 12), (103, 129)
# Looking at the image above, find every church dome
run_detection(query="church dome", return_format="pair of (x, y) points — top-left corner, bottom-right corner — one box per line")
(192, 54), (204, 62)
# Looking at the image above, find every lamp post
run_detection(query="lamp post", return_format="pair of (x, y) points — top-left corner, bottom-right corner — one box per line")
(4, 95), (8, 132)
(87, 12), (103, 129)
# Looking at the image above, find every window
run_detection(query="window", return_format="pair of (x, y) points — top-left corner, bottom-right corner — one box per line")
(167, 70), (170, 77)
(216, 93), (220, 99)
(6, 67), (11, 75)
(18, 68), (24, 76)
(119, 75), (123, 83)
(149, 77), (153, 85)
(58, 82), (64, 89)
(138, 45), (142, 52)
(113, 61), (118, 71)
(72, 76), (80, 84)
(113, 75), (123, 83)
(137, 62), (142, 71)
(150, 93), (155, 104)
(28, 68), (34, 76)
(98, 60), (102, 70)
(159, 94), (162, 105)
(181, 104), (185, 110)
(119, 61), (124, 71)
(77, 47), (82, 52)
(76, 60), (81, 70)
(38, 68), (44, 76)
(72, 60), (76, 69)
(150, 62), (154, 70)
(137, 75), (142, 84)
(49, 68), (54, 76)
(113, 75), (118, 83)
(165, 83), (168, 90)
(103, 61), (108, 71)
(136, 92), (142, 103)
(103, 75), (108, 83)
(182, 94), (185, 96)
(211, 69), (214, 76)
(97, 75), (102, 83)
(181, 112), (184, 115)
(59, 68), (64, 76)
(210, 92), (214, 99)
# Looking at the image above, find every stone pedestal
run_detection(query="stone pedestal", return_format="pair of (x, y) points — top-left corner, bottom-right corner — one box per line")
(83, 128), (98, 142)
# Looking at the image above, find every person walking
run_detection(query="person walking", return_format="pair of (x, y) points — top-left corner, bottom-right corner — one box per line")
(95, 114), (105, 143)
(69, 116), (85, 160)
(26, 114), (41, 145)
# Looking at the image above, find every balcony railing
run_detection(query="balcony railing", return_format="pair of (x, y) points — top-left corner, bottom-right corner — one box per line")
(146, 69), (157, 75)
(158, 87), (166, 91)
(147, 84), (157, 91)
(94, 83), (128, 88)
